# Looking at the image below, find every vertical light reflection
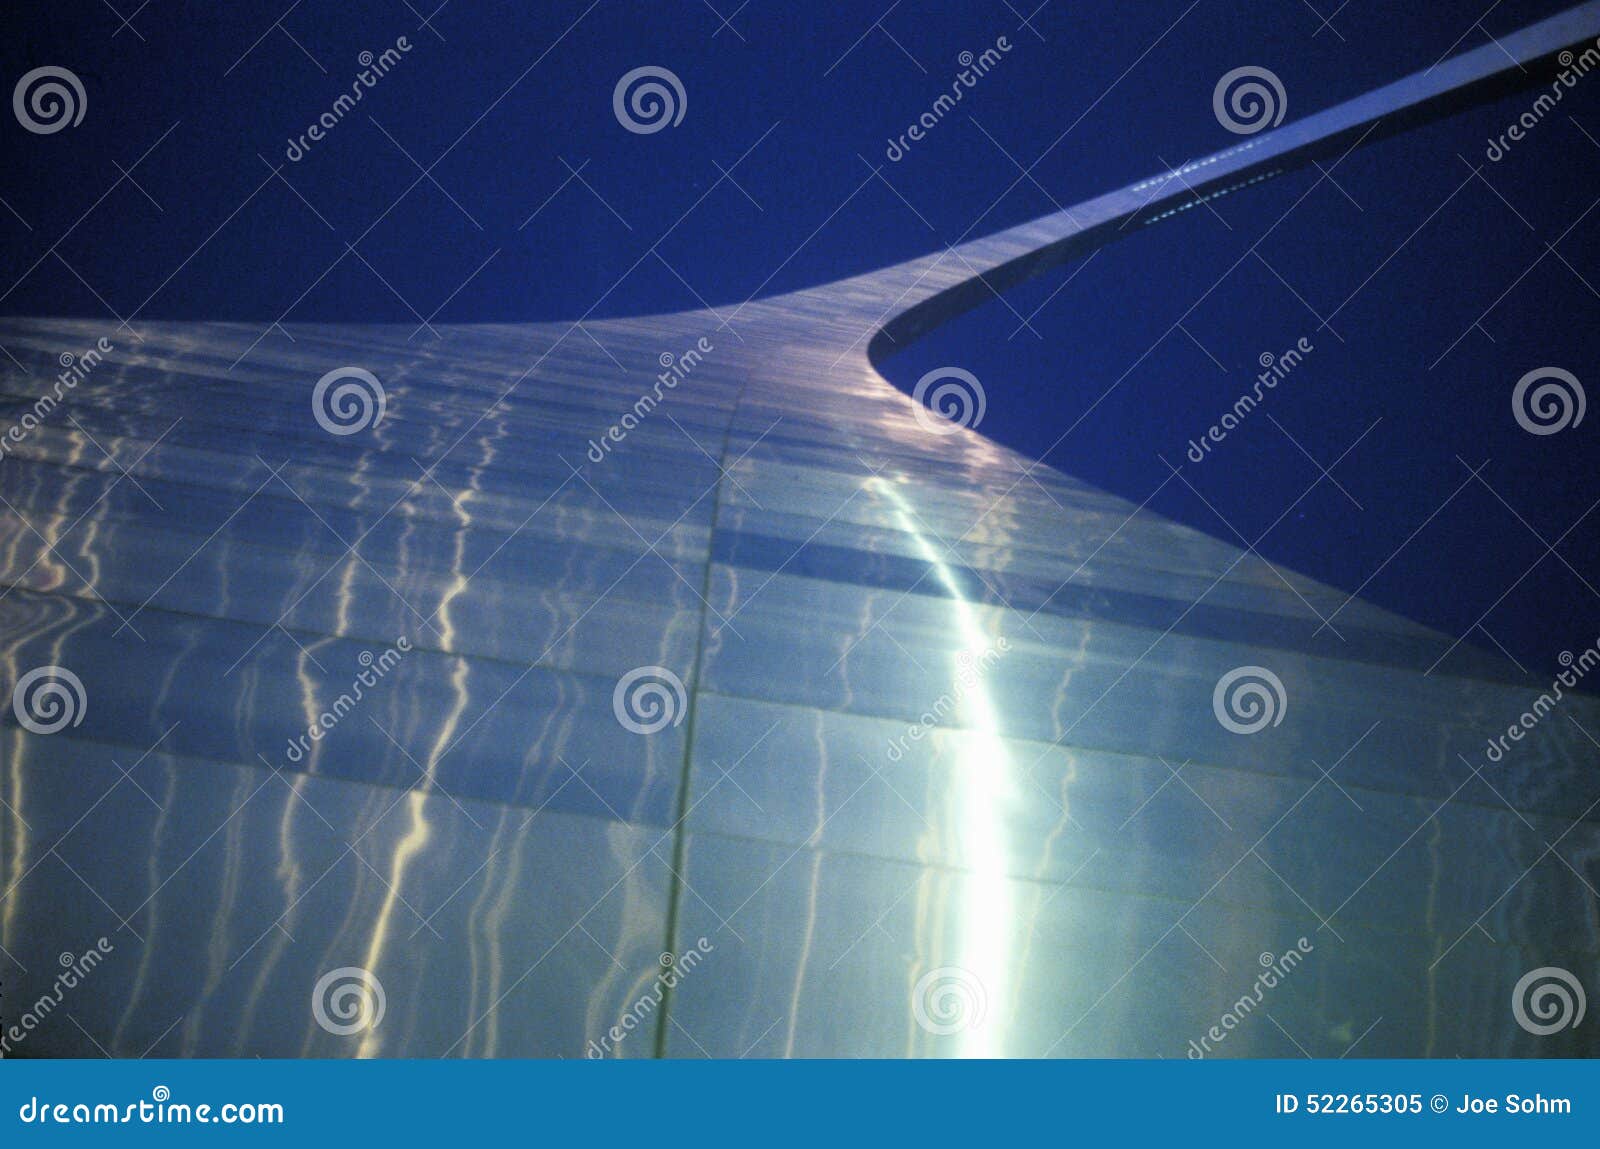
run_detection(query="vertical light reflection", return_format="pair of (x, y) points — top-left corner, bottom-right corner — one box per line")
(1, 727), (27, 957)
(870, 476), (1016, 1057)
(115, 606), (199, 1052)
(780, 715), (833, 1058)
(179, 532), (246, 1052)
(352, 477), (476, 1058)
(20, 460), (130, 1044)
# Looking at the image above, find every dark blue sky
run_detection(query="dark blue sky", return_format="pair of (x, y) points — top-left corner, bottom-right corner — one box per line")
(3, 0), (1597, 680)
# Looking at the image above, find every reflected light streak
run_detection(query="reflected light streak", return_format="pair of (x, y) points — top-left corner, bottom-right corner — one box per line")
(354, 482), (476, 1058)
(870, 475), (1016, 1057)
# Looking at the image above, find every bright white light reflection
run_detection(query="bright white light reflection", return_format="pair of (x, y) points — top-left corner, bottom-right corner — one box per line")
(870, 476), (1016, 1056)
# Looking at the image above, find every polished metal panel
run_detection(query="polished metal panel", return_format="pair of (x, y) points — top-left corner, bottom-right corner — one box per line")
(2, 4), (1599, 1058)
(2, 730), (670, 1057)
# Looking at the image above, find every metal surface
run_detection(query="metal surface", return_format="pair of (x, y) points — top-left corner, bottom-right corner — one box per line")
(2, 4), (1599, 1058)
